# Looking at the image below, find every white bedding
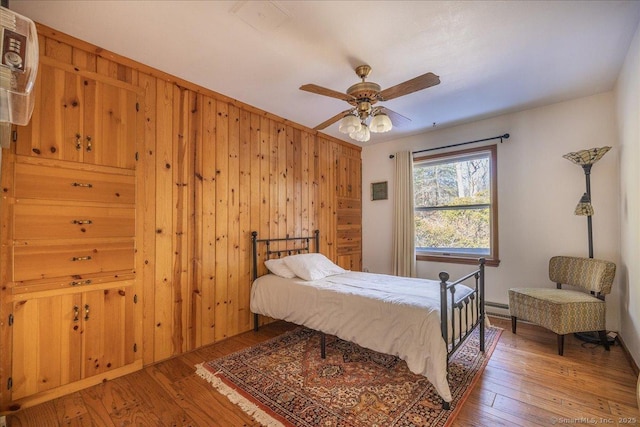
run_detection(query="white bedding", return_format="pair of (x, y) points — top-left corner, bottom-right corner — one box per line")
(250, 271), (479, 403)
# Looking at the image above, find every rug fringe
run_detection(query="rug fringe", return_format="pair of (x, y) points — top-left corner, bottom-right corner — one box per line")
(195, 363), (285, 427)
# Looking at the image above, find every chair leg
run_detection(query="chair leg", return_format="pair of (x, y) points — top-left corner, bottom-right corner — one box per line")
(598, 330), (610, 351)
(511, 316), (517, 334)
(557, 334), (564, 356)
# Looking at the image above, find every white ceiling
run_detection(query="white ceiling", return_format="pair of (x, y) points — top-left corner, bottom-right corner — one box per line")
(10, 0), (640, 146)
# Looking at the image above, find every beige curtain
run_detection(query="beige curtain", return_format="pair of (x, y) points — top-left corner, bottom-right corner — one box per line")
(392, 151), (417, 277)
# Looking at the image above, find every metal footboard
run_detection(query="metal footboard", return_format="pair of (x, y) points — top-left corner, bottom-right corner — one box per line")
(440, 258), (486, 360)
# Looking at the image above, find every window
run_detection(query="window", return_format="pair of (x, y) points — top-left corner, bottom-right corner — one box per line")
(413, 145), (499, 266)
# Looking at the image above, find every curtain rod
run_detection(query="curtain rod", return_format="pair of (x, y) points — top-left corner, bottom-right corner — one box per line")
(389, 133), (510, 159)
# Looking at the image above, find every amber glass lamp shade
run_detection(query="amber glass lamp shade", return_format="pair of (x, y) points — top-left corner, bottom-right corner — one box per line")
(574, 193), (594, 216)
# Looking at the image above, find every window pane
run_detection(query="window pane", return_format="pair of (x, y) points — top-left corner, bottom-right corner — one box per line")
(415, 208), (490, 255)
(414, 155), (490, 208)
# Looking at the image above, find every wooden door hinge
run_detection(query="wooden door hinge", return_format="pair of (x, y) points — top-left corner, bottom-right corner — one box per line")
(8, 314), (13, 326)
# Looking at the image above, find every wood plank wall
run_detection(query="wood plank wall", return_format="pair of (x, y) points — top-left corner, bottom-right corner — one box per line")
(14, 24), (361, 368)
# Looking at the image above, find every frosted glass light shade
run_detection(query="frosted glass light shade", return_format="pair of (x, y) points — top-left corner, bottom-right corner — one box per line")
(349, 124), (370, 142)
(369, 113), (392, 133)
(339, 115), (361, 134)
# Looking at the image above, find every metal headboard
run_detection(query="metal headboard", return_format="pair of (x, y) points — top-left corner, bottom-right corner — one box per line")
(251, 230), (320, 282)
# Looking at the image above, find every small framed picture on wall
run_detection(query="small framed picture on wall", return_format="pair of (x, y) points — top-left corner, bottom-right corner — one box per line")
(371, 181), (388, 201)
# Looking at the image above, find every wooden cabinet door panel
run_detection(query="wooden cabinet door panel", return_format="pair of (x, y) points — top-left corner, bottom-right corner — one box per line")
(16, 64), (84, 162)
(13, 241), (135, 282)
(16, 64), (138, 169)
(83, 81), (137, 169)
(11, 287), (134, 401)
(14, 204), (135, 240)
(82, 286), (134, 378)
(14, 162), (135, 204)
(11, 294), (83, 400)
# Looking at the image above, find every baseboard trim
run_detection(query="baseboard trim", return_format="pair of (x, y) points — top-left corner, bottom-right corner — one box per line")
(617, 334), (640, 377)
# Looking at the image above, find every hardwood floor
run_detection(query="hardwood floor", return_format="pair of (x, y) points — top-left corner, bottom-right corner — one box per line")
(4, 317), (639, 426)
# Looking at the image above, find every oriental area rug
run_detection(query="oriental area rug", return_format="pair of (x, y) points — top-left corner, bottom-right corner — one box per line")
(196, 326), (501, 427)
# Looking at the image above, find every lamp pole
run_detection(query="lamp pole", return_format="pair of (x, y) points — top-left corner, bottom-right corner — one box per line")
(583, 164), (594, 258)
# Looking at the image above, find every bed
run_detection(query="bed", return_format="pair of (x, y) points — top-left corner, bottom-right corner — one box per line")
(250, 230), (486, 409)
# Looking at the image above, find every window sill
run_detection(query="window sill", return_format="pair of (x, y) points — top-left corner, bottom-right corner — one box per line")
(416, 253), (500, 267)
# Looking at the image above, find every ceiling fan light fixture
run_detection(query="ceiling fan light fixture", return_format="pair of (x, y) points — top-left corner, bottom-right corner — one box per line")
(349, 124), (370, 142)
(369, 113), (393, 133)
(338, 114), (361, 134)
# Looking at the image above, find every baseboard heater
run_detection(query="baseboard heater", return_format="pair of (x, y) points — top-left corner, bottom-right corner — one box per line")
(485, 301), (510, 319)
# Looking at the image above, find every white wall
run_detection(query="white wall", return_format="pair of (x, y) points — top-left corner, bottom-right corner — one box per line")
(362, 92), (621, 329)
(615, 21), (640, 367)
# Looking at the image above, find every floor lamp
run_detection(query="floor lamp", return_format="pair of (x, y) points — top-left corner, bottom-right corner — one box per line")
(562, 146), (611, 258)
(562, 146), (611, 344)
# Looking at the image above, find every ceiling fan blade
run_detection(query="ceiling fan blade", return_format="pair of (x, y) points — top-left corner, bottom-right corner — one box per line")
(378, 72), (440, 101)
(313, 109), (354, 130)
(378, 106), (411, 127)
(300, 84), (355, 102)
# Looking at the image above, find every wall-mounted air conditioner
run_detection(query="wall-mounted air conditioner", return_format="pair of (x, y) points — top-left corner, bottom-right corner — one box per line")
(1, 6), (38, 148)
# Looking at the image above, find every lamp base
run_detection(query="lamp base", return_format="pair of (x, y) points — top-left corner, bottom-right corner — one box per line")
(574, 331), (615, 345)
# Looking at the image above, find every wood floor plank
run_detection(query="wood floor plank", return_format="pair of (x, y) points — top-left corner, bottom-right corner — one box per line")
(52, 392), (91, 426)
(4, 317), (638, 426)
(75, 388), (116, 427)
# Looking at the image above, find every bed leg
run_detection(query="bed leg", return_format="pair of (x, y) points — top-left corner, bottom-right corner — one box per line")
(320, 333), (326, 359)
(442, 400), (450, 410)
(480, 314), (486, 352)
(253, 313), (259, 332)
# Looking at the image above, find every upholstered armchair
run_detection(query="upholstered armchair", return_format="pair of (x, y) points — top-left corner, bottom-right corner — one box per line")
(509, 256), (616, 356)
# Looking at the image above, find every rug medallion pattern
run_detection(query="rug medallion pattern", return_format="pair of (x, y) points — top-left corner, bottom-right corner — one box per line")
(197, 326), (501, 427)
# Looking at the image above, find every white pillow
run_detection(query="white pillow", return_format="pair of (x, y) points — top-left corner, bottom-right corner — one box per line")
(283, 253), (347, 281)
(264, 258), (297, 279)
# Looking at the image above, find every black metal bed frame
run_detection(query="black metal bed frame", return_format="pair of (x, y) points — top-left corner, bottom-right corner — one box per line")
(439, 260), (486, 359)
(250, 230), (486, 409)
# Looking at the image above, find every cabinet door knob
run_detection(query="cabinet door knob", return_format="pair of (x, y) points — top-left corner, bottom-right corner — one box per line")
(71, 256), (92, 262)
(84, 304), (90, 321)
(86, 136), (92, 152)
(70, 279), (92, 287)
(75, 134), (82, 151)
(73, 305), (79, 322)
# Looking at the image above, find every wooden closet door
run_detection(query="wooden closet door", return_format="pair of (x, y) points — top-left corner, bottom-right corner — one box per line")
(11, 294), (83, 400)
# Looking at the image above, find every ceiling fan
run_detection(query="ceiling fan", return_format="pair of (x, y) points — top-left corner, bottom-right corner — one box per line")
(300, 65), (440, 142)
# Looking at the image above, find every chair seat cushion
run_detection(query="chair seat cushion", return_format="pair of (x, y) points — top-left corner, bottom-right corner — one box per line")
(509, 287), (605, 335)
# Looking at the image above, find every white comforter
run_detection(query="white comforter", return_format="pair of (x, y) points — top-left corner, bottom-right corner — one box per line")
(250, 271), (477, 403)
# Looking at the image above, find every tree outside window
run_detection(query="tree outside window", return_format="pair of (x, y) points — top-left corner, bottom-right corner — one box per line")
(413, 145), (499, 266)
